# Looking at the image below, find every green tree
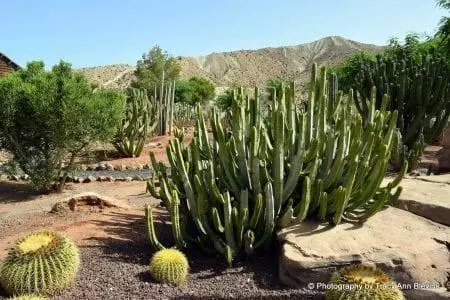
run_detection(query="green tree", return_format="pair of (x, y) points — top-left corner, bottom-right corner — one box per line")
(0, 61), (125, 192)
(132, 45), (182, 91)
(436, 0), (450, 57)
(328, 51), (376, 93)
(384, 33), (440, 61)
(174, 77), (215, 106)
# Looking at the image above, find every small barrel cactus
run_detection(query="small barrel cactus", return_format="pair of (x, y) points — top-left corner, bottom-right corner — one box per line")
(325, 265), (405, 300)
(149, 248), (189, 285)
(0, 231), (80, 296)
(9, 295), (48, 300)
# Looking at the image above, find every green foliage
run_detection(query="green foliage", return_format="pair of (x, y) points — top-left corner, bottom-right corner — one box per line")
(132, 46), (181, 92)
(0, 61), (125, 192)
(175, 77), (216, 106)
(325, 265), (405, 300)
(148, 248), (189, 285)
(145, 64), (405, 264)
(114, 88), (157, 157)
(353, 54), (450, 170)
(436, 0), (450, 58)
(328, 51), (376, 93)
(385, 33), (441, 62)
(266, 78), (288, 100)
(0, 231), (80, 297)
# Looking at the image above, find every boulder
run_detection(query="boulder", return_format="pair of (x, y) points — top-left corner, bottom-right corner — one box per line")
(386, 175), (450, 226)
(437, 148), (450, 173)
(441, 126), (450, 149)
(278, 207), (449, 299)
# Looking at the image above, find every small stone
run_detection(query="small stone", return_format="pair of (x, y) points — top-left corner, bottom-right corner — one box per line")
(20, 174), (29, 181)
(86, 165), (95, 171)
(105, 163), (114, 170)
(65, 176), (73, 183)
(132, 175), (143, 181)
(97, 176), (107, 182)
(83, 176), (96, 183)
(143, 163), (150, 169)
(124, 176), (133, 182)
(95, 164), (105, 171)
(125, 165), (135, 170)
(74, 177), (83, 183)
(105, 176), (115, 182)
(135, 164), (143, 170)
(11, 174), (20, 181)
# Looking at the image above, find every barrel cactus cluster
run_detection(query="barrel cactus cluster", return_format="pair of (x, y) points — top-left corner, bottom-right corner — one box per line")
(0, 231), (80, 297)
(145, 64), (406, 264)
(114, 88), (158, 157)
(325, 265), (405, 300)
(353, 53), (450, 170)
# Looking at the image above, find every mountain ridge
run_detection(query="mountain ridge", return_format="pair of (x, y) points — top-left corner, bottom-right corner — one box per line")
(77, 36), (384, 90)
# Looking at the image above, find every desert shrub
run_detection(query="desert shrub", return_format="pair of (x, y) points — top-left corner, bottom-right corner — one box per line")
(145, 64), (405, 264)
(0, 61), (125, 192)
(175, 77), (216, 106)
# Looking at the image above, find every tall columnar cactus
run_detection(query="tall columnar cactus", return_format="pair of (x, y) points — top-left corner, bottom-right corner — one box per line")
(0, 231), (80, 297)
(152, 75), (175, 136)
(353, 54), (450, 170)
(145, 64), (406, 264)
(114, 88), (157, 157)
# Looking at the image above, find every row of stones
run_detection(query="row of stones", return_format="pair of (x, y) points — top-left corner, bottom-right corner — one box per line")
(2, 174), (151, 183)
(70, 162), (151, 171)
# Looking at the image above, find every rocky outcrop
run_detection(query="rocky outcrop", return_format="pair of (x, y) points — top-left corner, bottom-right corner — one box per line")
(278, 207), (450, 299)
(50, 192), (131, 213)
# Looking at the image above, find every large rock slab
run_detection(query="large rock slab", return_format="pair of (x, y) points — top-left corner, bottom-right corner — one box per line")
(51, 192), (131, 213)
(278, 207), (450, 299)
(386, 175), (450, 226)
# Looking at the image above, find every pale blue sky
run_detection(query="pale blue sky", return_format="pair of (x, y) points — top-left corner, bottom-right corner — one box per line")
(1, 0), (446, 68)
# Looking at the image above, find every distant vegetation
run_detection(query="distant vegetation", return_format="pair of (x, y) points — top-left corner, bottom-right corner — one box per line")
(0, 61), (125, 192)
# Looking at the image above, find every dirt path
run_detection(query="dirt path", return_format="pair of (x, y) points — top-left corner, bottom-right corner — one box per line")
(0, 180), (158, 259)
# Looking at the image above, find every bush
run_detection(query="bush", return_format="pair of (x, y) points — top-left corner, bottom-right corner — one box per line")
(0, 61), (125, 192)
(175, 77), (215, 106)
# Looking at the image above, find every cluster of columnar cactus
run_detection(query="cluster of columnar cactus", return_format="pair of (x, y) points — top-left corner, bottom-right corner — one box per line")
(114, 88), (157, 157)
(145, 64), (406, 264)
(152, 79), (175, 136)
(353, 54), (450, 170)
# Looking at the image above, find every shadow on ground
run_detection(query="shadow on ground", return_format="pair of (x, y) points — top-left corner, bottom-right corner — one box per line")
(83, 208), (312, 296)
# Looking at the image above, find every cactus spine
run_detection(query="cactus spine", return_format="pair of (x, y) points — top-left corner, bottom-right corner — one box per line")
(353, 54), (450, 170)
(145, 64), (405, 264)
(114, 88), (157, 157)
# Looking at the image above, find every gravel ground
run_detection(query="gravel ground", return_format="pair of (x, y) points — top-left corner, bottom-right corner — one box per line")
(0, 215), (320, 300)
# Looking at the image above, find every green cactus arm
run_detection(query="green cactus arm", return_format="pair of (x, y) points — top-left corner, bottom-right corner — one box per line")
(254, 183), (275, 249)
(211, 207), (225, 233)
(145, 205), (166, 251)
(292, 176), (311, 222)
(170, 190), (187, 249)
(249, 193), (263, 230)
(332, 186), (347, 225)
(221, 191), (237, 255)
